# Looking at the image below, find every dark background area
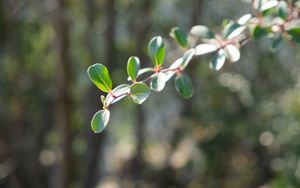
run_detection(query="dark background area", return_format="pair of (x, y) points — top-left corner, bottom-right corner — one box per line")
(0, 0), (300, 188)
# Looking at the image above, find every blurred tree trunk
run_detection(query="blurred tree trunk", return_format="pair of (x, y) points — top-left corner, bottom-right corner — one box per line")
(82, 0), (116, 187)
(182, 0), (204, 116)
(82, 0), (100, 186)
(53, 0), (73, 188)
(126, 0), (154, 181)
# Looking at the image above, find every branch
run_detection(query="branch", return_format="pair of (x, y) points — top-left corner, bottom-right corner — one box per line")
(87, 0), (300, 133)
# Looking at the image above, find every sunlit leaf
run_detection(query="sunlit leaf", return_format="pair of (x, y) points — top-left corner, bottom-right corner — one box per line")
(130, 83), (151, 104)
(165, 58), (183, 81)
(260, 0), (278, 11)
(180, 49), (195, 69)
(195, 44), (218, 56)
(87, 63), (112, 93)
(223, 21), (244, 39)
(224, 45), (240, 62)
(209, 49), (226, 71)
(91, 109), (110, 133)
(190, 25), (215, 39)
(150, 72), (166, 92)
(148, 36), (165, 66)
(237, 14), (252, 25)
(127, 56), (140, 81)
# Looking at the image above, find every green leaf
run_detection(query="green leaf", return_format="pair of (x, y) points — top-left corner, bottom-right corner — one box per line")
(91, 109), (110, 133)
(287, 28), (300, 43)
(150, 73), (166, 92)
(127, 56), (140, 81)
(252, 25), (270, 39)
(209, 49), (226, 71)
(190, 25), (215, 39)
(170, 27), (188, 48)
(87, 63), (112, 93)
(175, 74), (194, 99)
(130, 83), (151, 104)
(224, 45), (240, 62)
(105, 84), (130, 105)
(148, 36), (165, 66)
(223, 21), (244, 39)
(195, 44), (218, 56)
(180, 49), (195, 69)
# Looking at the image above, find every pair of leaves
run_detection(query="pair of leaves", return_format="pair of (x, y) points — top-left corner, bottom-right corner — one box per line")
(209, 45), (240, 71)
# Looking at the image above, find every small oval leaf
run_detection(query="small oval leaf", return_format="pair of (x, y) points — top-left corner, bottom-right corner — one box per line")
(150, 72), (166, 92)
(87, 63), (112, 93)
(195, 44), (218, 56)
(224, 45), (240, 62)
(130, 83), (151, 104)
(223, 21), (243, 39)
(170, 27), (188, 48)
(91, 109), (110, 133)
(260, 0), (278, 12)
(148, 36), (165, 66)
(127, 56), (140, 81)
(190, 25), (215, 39)
(237, 14), (252, 25)
(209, 49), (226, 71)
(175, 74), (194, 99)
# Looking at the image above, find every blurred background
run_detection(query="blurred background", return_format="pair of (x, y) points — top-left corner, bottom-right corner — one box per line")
(1, 0), (300, 188)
